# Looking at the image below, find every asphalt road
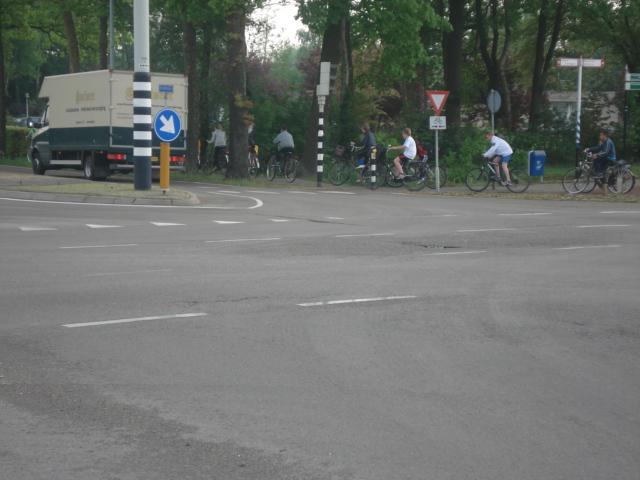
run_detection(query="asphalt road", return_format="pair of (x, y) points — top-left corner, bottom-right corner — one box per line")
(1, 181), (639, 480)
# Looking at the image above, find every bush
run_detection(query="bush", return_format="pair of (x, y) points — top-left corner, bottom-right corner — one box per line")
(3, 126), (30, 159)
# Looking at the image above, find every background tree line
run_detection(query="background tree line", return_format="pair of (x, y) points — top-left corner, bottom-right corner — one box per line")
(1, 0), (638, 178)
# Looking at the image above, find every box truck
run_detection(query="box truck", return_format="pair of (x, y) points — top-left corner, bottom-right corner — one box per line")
(28, 70), (188, 180)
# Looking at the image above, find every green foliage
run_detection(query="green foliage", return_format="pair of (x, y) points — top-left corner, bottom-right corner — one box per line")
(4, 127), (30, 159)
(440, 128), (487, 183)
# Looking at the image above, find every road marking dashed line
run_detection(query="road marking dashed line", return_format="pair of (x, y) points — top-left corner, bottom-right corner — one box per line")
(62, 312), (207, 328)
(86, 224), (122, 229)
(298, 296), (416, 307)
(60, 244), (138, 250)
(19, 226), (58, 231)
(206, 237), (281, 244)
(151, 222), (185, 226)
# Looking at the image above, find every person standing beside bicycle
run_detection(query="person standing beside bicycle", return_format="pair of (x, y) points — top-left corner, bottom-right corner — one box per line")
(206, 122), (227, 170)
(273, 124), (295, 163)
(483, 131), (513, 186)
(388, 127), (417, 180)
(585, 129), (616, 180)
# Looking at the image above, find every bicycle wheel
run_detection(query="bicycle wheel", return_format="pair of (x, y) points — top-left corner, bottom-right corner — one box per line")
(386, 163), (404, 188)
(465, 167), (490, 192)
(266, 156), (277, 181)
(328, 158), (351, 186)
(506, 169), (530, 193)
(404, 163), (427, 191)
(425, 165), (446, 190)
(248, 153), (258, 178)
(284, 157), (298, 183)
(562, 168), (585, 194)
(607, 168), (636, 194)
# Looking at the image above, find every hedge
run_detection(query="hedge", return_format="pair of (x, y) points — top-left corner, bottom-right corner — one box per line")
(3, 126), (31, 159)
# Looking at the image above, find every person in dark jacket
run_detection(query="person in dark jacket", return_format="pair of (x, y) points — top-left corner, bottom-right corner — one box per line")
(586, 129), (617, 177)
(356, 123), (376, 169)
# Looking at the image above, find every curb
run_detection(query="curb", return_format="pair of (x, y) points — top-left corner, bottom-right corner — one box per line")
(0, 188), (201, 206)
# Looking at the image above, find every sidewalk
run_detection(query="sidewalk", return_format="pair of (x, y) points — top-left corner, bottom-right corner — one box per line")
(0, 166), (200, 206)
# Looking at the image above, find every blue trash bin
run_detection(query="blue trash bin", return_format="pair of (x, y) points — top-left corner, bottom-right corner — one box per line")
(528, 150), (546, 177)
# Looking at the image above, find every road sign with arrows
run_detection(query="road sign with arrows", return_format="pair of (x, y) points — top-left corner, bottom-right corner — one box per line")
(153, 108), (182, 143)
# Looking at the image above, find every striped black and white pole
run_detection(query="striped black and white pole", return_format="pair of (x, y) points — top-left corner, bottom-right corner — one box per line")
(575, 57), (583, 166)
(133, 0), (152, 190)
(317, 96), (326, 187)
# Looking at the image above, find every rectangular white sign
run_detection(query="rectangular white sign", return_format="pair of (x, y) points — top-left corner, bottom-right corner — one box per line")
(625, 73), (640, 82)
(429, 116), (447, 130)
(557, 58), (604, 68)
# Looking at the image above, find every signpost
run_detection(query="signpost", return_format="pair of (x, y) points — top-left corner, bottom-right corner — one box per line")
(154, 108), (182, 193)
(426, 90), (450, 192)
(316, 62), (331, 187)
(557, 57), (605, 163)
(486, 89), (502, 134)
(623, 70), (640, 158)
(133, 0), (152, 191)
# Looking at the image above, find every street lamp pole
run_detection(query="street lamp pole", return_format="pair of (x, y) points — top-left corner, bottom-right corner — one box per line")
(109, 0), (114, 70)
(133, 0), (152, 190)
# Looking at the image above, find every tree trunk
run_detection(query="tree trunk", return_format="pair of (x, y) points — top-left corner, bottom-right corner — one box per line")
(302, 0), (347, 172)
(226, 6), (249, 178)
(0, 10), (6, 157)
(442, 0), (465, 126)
(184, 21), (200, 171)
(99, 13), (108, 69)
(529, 0), (565, 131)
(62, 10), (81, 73)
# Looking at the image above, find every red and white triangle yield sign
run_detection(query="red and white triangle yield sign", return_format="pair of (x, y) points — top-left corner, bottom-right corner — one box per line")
(426, 90), (450, 115)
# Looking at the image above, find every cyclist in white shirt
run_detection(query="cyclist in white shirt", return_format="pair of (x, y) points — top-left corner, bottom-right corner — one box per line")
(389, 127), (417, 179)
(483, 131), (513, 185)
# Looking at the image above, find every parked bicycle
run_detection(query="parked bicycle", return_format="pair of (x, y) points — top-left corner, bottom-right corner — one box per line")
(465, 157), (530, 193)
(267, 147), (298, 183)
(248, 144), (260, 179)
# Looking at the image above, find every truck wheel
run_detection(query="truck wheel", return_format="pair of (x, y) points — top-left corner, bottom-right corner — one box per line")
(83, 155), (107, 181)
(31, 152), (46, 175)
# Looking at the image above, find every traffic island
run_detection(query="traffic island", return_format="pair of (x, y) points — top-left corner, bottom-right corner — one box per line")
(0, 181), (200, 206)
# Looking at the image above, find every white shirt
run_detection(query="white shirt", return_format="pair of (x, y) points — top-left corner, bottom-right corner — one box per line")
(484, 135), (513, 158)
(208, 129), (226, 147)
(403, 136), (417, 160)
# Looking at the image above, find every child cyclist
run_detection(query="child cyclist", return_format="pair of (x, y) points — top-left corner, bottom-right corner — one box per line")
(388, 127), (417, 179)
(483, 131), (513, 185)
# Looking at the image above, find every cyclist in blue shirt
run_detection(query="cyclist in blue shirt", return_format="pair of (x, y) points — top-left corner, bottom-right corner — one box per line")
(585, 129), (616, 178)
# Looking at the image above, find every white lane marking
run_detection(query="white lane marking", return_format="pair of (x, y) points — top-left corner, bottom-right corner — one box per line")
(151, 222), (185, 226)
(216, 190), (241, 194)
(86, 224), (122, 229)
(208, 192), (264, 210)
(424, 250), (488, 257)
(0, 197), (261, 210)
(576, 225), (629, 229)
(270, 218), (290, 223)
(325, 216), (344, 220)
(298, 295), (416, 307)
(60, 244), (138, 250)
(84, 269), (173, 277)
(391, 192), (411, 196)
(601, 210), (640, 214)
(62, 312), (207, 328)
(457, 228), (516, 233)
(19, 226), (58, 231)
(246, 190), (280, 195)
(554, 245), (621, 251)
(322, 190), (356, 195)
(206, 237), (281, 244)
(499, 212), (552, 216)
(214, 220), (245, 225)
(288, 190), (316, 195)
(335, 233), (395, 238)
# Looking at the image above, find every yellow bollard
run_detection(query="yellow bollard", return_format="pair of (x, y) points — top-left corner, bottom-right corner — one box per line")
(160, 142), (170, 193)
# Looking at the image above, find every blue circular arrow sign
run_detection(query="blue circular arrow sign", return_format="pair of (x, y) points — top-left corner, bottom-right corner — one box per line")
(153, 108), (182, 143)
